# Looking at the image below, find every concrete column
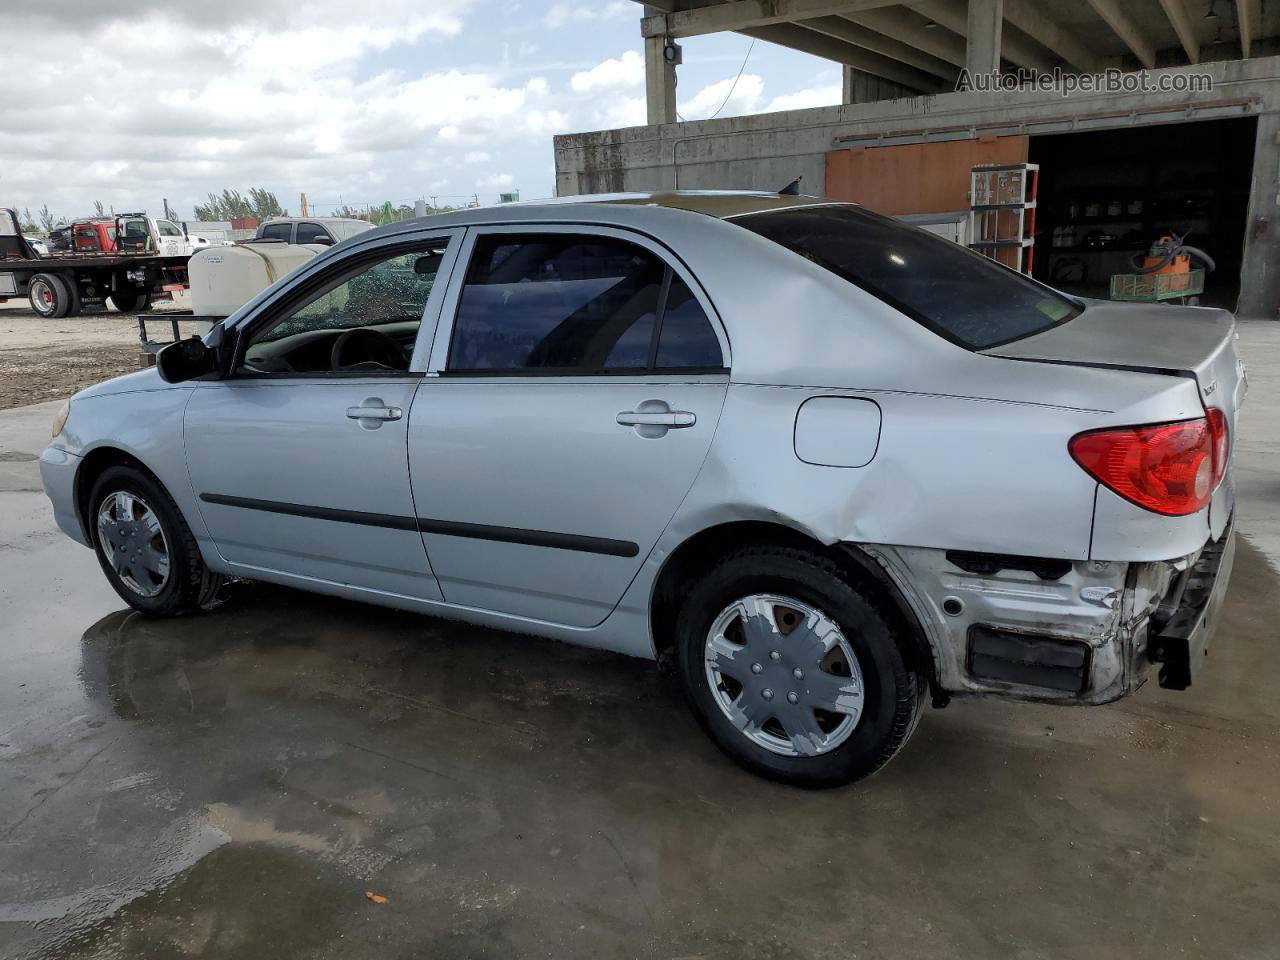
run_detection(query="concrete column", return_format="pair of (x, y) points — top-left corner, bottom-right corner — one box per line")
(644, 31), (677, 126)
(1238, 113), (1280, 318)
(966, 0), (1004, 75)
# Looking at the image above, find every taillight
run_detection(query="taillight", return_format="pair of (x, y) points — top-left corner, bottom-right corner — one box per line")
(1206, 407), (1229, 488)
(1069, 417), (1216, 516)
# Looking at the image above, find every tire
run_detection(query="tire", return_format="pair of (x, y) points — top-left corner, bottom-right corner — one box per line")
(675, 546), (923, 788)
(109, 288), (148, 312)
(88, 464), (224, 617)
(28, 273), (76, 318)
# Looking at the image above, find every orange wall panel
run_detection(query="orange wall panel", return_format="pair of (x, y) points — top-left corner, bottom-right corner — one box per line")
(825, 136), (1029, 216)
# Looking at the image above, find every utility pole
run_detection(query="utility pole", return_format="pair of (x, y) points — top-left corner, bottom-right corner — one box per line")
(300, 192), (309, 217)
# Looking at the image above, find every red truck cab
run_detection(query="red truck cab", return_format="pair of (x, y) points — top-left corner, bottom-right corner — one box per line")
(71, 220), (118, 253)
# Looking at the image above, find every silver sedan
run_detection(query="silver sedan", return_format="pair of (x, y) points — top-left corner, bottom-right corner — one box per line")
(40, 192), (1243, 787)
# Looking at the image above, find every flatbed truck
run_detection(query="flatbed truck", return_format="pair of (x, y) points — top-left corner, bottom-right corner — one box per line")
(0, 208), (190, 317)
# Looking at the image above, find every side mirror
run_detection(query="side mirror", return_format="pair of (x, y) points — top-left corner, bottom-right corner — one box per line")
(156, 336), (218, 383)
(314, 236), (335, 246)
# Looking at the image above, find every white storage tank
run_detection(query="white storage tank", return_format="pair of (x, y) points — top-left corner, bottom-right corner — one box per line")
(189, 242), (327, 317)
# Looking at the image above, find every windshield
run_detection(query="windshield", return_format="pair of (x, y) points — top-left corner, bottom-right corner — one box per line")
(328, 221), (375, 241)
(733, 204), (1080, 350)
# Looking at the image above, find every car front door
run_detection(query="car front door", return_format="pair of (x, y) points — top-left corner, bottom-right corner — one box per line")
(295, 221), (335, 247)
(155, 219), (190, 257)
(183, 229), (461, 601)
(407, 226), (730, 628)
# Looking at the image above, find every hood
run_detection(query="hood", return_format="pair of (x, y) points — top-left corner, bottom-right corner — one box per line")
(74, 366), (170, 401)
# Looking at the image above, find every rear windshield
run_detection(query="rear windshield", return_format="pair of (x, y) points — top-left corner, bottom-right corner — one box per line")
(734, 204), (1079, 350)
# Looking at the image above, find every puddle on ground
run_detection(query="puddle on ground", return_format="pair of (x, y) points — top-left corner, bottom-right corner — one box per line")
(38, 844), (351, 960)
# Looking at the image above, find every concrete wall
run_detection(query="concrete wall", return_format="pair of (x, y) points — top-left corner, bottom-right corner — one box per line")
(554, 56), (1280, 318)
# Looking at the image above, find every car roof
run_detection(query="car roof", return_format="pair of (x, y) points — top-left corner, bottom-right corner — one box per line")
(338, 191), (849, 249)
(261, 216), (369, 224)
(506, 190), (840, 219)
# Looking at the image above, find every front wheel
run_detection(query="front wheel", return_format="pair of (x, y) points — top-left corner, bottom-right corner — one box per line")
(89, 465), (223, 616)
(675, 546), (923, 788)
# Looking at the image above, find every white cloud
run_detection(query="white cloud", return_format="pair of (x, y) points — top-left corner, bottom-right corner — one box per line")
(0, 0), (604, 218)
(570, 50), (643, 93)
(0, 1), (856, 217)
(544, 0), (632, 29)
(765, 84), (842, 113)
(679, 74), (765, 121)
(597, 96), (647, 130)
(477, 173), (515, 189)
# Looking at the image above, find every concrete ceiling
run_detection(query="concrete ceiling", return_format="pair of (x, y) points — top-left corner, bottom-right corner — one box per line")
(637, 0), (1280, 87)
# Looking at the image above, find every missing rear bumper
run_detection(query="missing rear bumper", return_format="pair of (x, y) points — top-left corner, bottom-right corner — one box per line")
(1149, 522), (1236, 690)
(967, 627), (1090, 694)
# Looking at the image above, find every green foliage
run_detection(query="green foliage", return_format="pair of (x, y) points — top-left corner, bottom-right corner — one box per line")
(38, 204), (55, 232)
(18, 208), (37, 233)
(330, 201), (462, 224)
(194, 187), (287, 221)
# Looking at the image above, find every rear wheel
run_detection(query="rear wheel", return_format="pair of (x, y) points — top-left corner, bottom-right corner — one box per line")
(109, 288), (149, 312)
(89, 465), (224, 616)
(28, 273), (76, 318)
(675, 546), (923, 788)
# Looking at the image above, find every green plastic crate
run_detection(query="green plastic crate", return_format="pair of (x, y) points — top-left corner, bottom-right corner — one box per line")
(1109, 268), (1205, 302)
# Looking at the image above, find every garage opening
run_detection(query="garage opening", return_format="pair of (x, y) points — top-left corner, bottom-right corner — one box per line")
(1029, 117), (1257, 312)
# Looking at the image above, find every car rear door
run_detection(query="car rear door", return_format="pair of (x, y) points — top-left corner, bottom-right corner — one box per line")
(407, 225), (730, 628)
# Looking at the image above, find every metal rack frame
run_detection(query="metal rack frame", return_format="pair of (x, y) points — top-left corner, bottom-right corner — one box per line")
(968, 163), (1039, 275)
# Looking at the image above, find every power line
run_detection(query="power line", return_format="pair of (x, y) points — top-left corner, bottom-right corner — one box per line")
(706, 38), (755, 120)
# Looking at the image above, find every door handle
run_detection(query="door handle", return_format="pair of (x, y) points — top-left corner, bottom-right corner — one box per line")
(346, 398), (402, 428)
(616, 411), (696, 427)
(617, 400), (696, 438)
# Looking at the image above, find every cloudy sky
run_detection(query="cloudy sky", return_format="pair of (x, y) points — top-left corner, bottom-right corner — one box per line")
(2, 1), (840, 224)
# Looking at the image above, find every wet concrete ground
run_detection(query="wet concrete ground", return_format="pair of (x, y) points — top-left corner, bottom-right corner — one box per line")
(2, 325), (1279, 959)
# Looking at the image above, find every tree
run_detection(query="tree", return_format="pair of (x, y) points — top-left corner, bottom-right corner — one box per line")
(93, 200), (106, 217)
(38, 204), (55, 232)
(330, 200), (462, 223)
(18, 208), (37, 233)
(194, 187), (287, 221)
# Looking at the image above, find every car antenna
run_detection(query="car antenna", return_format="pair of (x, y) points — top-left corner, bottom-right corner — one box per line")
(778, 176), (803, 196)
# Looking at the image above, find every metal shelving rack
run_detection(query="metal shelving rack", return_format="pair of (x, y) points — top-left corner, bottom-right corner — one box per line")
(968, 163), (1039, 274)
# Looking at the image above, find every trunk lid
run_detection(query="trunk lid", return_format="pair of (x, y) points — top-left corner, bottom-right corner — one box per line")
(986, 300), (1246, 537)
(984, 301), (1246, 416)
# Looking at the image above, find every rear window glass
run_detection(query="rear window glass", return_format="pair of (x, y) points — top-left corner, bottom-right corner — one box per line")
(329, 221), (374, 240)
(734, 205), (1079, 350)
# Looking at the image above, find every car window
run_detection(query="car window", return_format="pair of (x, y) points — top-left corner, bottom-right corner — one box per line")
(734, 204), (1080, 350)
(295, 222), (331, 244)
(260, 222), (293, 242)
(447, 233), (722, 373)
(157, 220), (184, 237)
(329, 221), (374, 240)
(655, 274), (722, 368)
(240, 243), (447, 375)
